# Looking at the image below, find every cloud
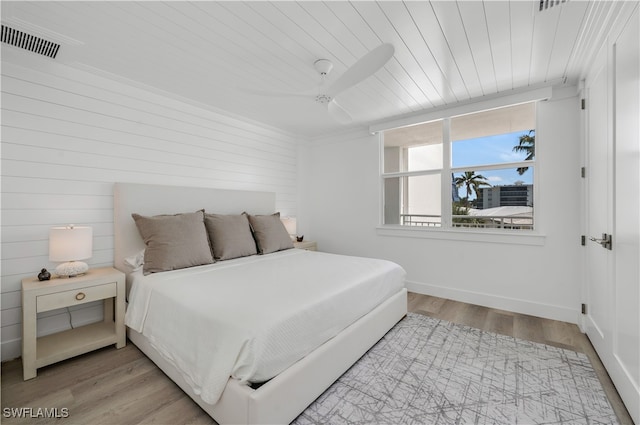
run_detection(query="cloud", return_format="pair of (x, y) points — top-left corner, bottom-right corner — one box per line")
(487, 176), (503, 182)
(499, 152), (524, 162)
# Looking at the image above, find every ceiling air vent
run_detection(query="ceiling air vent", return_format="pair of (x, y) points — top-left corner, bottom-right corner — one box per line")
(1, 24), (60, 59)
(539, 0), (568, 12)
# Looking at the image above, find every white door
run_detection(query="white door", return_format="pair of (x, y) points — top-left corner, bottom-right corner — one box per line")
(585, 9), (640, 423)
(612, 8), (640, 422)
(584, 42), (611, 381)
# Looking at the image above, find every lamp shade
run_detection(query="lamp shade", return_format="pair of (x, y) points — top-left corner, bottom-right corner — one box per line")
(49, 226), (93, 262)
(281, 217), (297, 236)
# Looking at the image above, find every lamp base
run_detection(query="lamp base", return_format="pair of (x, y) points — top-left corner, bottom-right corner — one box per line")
(55, 261), (89, 278)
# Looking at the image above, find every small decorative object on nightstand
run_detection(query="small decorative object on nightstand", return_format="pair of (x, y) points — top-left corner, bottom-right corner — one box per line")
(49, 225), (93, 277)
(21, 267), (126, 380)
(37, 268), (51, 281)
(293, 240), (317, 251)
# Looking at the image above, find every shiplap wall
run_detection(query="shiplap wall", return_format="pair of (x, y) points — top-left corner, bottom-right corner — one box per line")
(1, 48), (300, 361)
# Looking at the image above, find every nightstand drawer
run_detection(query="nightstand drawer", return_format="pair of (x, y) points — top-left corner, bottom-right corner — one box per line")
(36, 282), (117, 313)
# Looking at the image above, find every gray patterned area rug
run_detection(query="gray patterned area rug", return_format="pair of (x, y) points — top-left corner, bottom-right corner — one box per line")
(293, 313), (618, 425)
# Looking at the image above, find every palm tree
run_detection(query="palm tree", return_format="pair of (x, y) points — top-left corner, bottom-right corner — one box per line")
(454, 171), (491, 205)
(513, 130), (535, 175)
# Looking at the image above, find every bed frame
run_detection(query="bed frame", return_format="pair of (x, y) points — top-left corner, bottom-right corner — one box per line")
(113, 182), (407, 424)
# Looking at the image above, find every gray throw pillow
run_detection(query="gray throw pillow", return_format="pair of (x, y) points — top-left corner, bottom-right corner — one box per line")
(132, 210), (214, 274)
(247, 212), (294, 254)
(204, 213), (257, 260)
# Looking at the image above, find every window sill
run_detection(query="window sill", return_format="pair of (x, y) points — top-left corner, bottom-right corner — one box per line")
(376, 225), (546, 246)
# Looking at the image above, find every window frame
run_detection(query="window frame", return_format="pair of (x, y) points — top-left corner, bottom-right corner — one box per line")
(378, 103), (544, 246)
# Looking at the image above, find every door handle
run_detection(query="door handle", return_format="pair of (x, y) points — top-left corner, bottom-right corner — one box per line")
(589, 233), (612, 250)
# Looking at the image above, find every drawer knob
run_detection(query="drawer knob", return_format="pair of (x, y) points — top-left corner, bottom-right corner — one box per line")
(75, 292), (86, 301)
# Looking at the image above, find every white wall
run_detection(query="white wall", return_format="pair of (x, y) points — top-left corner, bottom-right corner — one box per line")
(304, 87), (583, 324)
(1, 48), (300, 361)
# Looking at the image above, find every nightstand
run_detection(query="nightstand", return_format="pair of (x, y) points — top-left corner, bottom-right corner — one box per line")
(293, 240), (317, 251)
(21, 267), (126, 380)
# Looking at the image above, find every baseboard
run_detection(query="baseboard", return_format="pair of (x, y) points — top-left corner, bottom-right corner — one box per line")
(1, 338), (21, 362)
(406, 280), (581, 324)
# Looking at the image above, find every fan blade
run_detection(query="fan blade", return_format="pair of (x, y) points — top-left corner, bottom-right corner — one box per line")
(328, 99), (352, 124)
(326, 43), (394, 98)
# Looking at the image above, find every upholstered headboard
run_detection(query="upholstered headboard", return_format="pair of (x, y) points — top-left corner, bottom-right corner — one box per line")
(113, 182), (276, 276)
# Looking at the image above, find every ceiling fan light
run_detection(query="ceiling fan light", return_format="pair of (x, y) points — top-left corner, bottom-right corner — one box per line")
(314, 59), (333, 75)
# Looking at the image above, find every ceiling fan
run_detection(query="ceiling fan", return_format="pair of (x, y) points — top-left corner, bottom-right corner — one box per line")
(250, 43), (395, 124)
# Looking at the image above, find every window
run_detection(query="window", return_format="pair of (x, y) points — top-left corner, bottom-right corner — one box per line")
(382, 102), (536, 231)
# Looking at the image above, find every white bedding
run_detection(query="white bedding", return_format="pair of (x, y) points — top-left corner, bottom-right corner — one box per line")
(125, 249), (405, 405)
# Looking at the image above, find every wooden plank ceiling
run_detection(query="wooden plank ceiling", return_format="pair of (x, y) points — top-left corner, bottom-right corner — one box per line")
(1, 1), (630, 137)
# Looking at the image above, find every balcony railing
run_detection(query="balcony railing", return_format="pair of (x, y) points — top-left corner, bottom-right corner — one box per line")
(400, 214), (442, 227)
(400, 214), (533, 230)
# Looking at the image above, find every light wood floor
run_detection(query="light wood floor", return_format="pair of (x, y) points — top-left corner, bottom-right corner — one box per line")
(1, 293), (633, 424)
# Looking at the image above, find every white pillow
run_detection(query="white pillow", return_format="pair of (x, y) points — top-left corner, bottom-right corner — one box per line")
(124, 249), (145, 271)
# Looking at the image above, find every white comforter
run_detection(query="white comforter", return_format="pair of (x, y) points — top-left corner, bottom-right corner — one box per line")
(125, 249), (405, 405)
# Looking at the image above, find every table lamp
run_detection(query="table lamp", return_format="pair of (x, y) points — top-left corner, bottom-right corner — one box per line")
(281, 217), (297, 240)
(49, 225), (93, 277)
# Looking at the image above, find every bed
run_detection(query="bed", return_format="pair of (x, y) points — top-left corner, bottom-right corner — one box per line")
(114, 182), (407, 424)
